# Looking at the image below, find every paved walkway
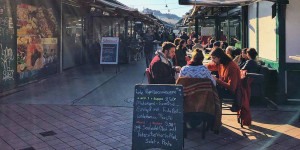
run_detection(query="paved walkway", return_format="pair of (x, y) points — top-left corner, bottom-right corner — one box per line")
(0, 104), (299, 150)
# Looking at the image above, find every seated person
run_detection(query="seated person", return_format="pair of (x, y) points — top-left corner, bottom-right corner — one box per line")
(186, 39), (194, 50)
(206, 41), (221, 52)
(233, 48), (248, 69)
(206, 48), (241, 99)
(174, 39), (188, 67)
(192, 38), (203, 51)
(232, 48), (241, 59)
(179, 48), (216, 86)
(150, 42), (181, 84)
(225, 46), (234, 59)
(242, 48), (259, 73)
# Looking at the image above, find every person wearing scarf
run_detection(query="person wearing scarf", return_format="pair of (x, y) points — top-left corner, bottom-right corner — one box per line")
(149, 42), (181, 84)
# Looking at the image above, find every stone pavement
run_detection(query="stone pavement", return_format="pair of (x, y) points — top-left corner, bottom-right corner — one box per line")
(0, 103), (299, 150)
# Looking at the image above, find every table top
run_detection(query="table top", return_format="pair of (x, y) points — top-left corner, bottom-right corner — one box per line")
(289, 55), (300, 61)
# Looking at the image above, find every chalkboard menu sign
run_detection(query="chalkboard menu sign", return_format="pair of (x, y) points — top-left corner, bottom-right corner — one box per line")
(100, 37), (119, 64)
(132, 84), (184, 150)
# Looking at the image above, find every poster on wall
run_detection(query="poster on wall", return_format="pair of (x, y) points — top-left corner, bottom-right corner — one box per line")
(100, 37), (119, 64)
(16, 3), (58, 73)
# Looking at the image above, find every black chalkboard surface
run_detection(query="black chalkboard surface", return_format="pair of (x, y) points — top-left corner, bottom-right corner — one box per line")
(132, 84), (184, 150)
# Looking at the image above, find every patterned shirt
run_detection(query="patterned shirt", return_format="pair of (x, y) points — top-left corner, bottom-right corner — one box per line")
(179, 65), (216, 86)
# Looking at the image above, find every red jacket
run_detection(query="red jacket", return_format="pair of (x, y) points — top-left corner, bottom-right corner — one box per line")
(238, 77), (253, 126)
(206, 61), (241, 94)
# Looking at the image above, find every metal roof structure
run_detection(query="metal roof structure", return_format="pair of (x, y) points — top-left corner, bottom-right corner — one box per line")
(179, 0), (288, 6)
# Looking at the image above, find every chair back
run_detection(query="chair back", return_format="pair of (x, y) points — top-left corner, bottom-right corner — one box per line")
(145, 68), (153, 84)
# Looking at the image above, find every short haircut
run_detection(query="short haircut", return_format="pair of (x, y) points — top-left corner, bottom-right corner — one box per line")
(162, 42), (176, 53)
(174, 38), (181, 46)
(213, 41), (221, 47)
(210, 48), (232, 65)
(226, 46), (234, 53)
(210, 39), (215, 44)
(247, 48), (258, 59)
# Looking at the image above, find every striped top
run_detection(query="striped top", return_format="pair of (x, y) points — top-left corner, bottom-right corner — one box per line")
(179, 65), (216, 86)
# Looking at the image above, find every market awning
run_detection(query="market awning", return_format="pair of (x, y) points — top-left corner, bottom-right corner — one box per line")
(179, 0), (288, 6)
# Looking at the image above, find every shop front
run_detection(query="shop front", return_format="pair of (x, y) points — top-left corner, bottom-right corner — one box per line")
(0, 0), (61, 86)
(0, 0), (90, 92)
(180, 0), (298, 103)
(62, 2), (83, 69)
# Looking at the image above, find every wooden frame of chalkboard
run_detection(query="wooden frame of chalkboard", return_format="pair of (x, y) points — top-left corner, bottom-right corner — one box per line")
(132, 84), (184, 150)
(100, 37), (119, 65)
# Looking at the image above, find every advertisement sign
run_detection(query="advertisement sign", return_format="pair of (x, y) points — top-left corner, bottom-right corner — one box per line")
(16, 3), (58, 73)
(100, 37), (119, 64)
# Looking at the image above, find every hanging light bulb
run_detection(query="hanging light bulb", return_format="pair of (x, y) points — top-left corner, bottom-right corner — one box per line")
(165, 4), (168, 8)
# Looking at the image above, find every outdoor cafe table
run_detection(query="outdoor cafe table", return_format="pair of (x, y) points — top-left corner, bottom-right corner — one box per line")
(289, 55), (300, 61)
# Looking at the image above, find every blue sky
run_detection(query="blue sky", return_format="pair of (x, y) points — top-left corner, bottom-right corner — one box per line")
(117, 0), (193, 17)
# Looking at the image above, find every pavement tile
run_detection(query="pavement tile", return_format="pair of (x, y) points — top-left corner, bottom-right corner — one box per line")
(106, 141), (126, 148)
(60, 136), (78, 143)
(66, 140), (84, 147)
(192, 142), (222, 150)
(23, 137), (44, 145)
(38, 134), (59, 141)
(115, 145), (131, 150)
(8, 140), (30, 149)
(73, 133), (90, 139)
(290, 144), (300, 150)
(184, 139), (206, 149)
(52, 142), (71, 149)
(92, 134), (110, 141)
(79, 137), (98, 143)
(277, 137), (300, 149)
(45, 139), (65, 146)
(38, 146), (56, 150)
(216, 143), (245, 150)
(31, 142), (50, 149)
(0, 142), (14, 150)
(85, 141), (104, 148)
(73, 144), (93, 150)
(112, 135), (129, 142)
(266, 143), (291, 150)
(55, 132), (71, 139)
(95, 144), (114, 150)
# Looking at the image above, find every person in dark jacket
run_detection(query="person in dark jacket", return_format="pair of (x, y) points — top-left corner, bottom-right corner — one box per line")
(149, 42), (181, 84)
(143, 29), (154, 67)
(180, 32), (189, 42)
(242, 48), (259, 73)
(186, 39), (194, 50)
(174, 39), (187, 67)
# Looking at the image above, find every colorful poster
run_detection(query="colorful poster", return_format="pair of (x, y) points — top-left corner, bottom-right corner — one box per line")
(16, 3), (58, 73)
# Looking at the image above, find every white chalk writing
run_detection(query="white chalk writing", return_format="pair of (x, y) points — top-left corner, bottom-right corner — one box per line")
(0, 44), (14, 81)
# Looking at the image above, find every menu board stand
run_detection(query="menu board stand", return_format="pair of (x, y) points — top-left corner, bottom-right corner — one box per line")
(132, 84), (184, 150)
(100, 37), (119, 74)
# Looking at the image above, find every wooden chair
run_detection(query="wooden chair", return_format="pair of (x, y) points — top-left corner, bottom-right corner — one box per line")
(145, 68), (153, 84)
(177, 78), (221, 139)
